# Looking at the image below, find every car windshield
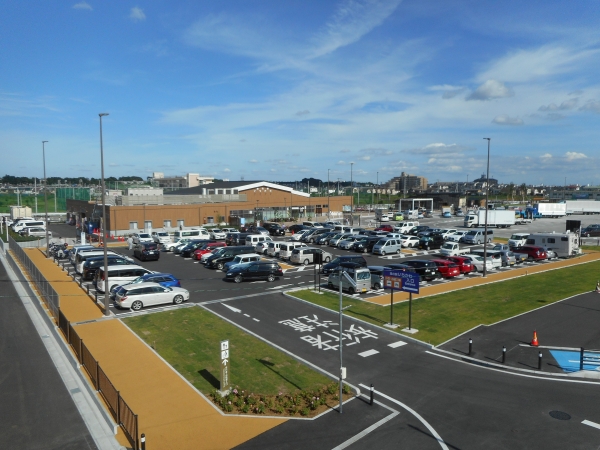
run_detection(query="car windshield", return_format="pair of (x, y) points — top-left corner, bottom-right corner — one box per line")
(510, 234), (525, 239)
(139, 234), (151, 238)
(157, 232), (168, 236)
(212, 229), (222, 232)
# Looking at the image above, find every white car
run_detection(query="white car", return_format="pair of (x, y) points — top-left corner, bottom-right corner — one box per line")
(113, 282), (190, 311)
(446, 231), (467, 242)
(210, 228), (227, 240)
(439, 229), (457, 239)
(464, 255), (494, 273)
(132, 233), (153, 244)
(152, 231), (171, 245)
(401, 235), (420, 248)
(163, 238), (192, 252)
(255, 241), (271, 254)
(290, 229), (311, 241)
(338, 236), (361, 249)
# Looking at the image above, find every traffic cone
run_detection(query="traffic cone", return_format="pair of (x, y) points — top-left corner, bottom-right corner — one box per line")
(531, 330), (539, 347)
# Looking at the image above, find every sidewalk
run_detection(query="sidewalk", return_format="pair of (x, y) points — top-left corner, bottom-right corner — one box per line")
(22, 248), (286, 449)
(364, 252), (600, 306)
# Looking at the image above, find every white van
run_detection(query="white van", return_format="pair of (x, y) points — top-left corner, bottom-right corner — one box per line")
(266, 242), (283, 258)
(463, 229), (494, 245)
(13, 220), (46, 233)
(172, 228), (210, 241)
(372, 238), (402, 255)
(279, 242), (307, 260)
(224, 253), (262, 271)
(327, 267), (371, 294)
(94, 265), (155, 293)
(76, 249), (120, 274)
(394, 221), (419, 234)
(245, 234), (273, 246)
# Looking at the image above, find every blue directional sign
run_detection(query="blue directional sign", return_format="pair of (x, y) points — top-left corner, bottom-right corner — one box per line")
(383, 269), (420, 294)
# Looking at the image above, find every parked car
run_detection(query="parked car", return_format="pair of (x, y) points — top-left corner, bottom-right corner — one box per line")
(367, 266), (385, 290)
(152, 231), (171, 245)
(418, 232), (445, 250)
(329, 233), (354, 247)
(255, 241), (272, 254)
(442, 212), (452, 218)
(82, 255), (136, 281)
(374, 225), (394, 233)
(262, 222), (286, 236)
(133, 242), (161, 261)
(132, 232), (154, 244)
(581, 224), (600, 237)
(290, 229), (311, 241)
(338, 235), (362, 250)
(321, 255), (367, 274)
(225, 261), (283, 283)
(163, 238), (192, 252)
(290, 247), (333, 265)
(113, 282), (189, 311)
(223, 253), (262, 271)
(315, 232), (337, 245)
(20, 226), (46, 237)
(443, 256), (473, 275)
(109, 272), (181, 299)
(288, 224), (307, 234)
(352, 236), (381, 253)
(221, 228), (239, 234)
(430, 259), (461, 278)
(266, 241), (283, 258)
(372, 237), (402, 255)
(401, 260), (440, 281)
(193, 242), (227, 260)
(209, 228), (227, 240)
(463, 255), (494, 273)
(516, 245), (548, 261)
(446, 231), (468, 243)
(410, 226), (430, 236)
(180, 240), (212, 258)
(401, 235), (420, 248)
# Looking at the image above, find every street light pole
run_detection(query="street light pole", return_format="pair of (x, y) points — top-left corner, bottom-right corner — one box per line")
(99, 113), (110, 316)
(483, 138), (491, 278)
(42, 141), (49, 257)
(327, 169), (330, 221)
(350, 162), (354, 225)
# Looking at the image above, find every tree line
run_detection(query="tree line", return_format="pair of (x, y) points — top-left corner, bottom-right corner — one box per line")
(1, 175), (144, 185)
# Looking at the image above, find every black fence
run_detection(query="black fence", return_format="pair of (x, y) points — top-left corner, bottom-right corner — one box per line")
(10, 242), (139, 450)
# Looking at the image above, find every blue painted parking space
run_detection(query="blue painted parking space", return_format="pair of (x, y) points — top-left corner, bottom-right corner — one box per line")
(550, 350), (600, 373)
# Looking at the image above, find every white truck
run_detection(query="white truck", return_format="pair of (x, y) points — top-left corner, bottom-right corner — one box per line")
(439, 242), (471, 257)
(403, 209), (419, 220)
(565, 200), (600, 215)
(536, 203), (567, 218)
(464, 210), (515, 228)
(375, 208), (389, 222)
(441, 206), (453, 215)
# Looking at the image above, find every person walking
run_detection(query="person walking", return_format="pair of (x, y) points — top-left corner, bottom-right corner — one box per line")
(127, 235), (134, 250)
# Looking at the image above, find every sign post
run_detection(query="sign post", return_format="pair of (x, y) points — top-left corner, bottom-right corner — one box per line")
(219, 340), (230, 394)
(383, 269), (420, 333)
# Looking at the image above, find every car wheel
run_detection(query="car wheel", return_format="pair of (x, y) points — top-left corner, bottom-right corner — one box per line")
(324, 256), (331, 262)
(374, 283), (381, 290)
(303, 259), (309, 265)
(363, 248), (368, 253)
(267, 274), (275, 282)
(396, 249), (401, 254)
(131, 300), (143, 311)
(328, 282), (334, 289)
(217, 262), (224, 270)
(234, 275), (243, 283)
(173, 295), (184, 304)
(110, 284), (119, 292)
(487, 238), (492, 243)
(349, 286), (356, 294)
(528, 256), (534, 262)
(472, 266), (478, 273)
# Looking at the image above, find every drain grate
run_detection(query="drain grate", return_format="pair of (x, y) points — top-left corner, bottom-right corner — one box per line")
(549, 411), (571, 420)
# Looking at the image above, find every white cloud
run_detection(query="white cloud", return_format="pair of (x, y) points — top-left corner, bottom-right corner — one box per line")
(540, 153), (552, 159)
(249, 159), (258, 163)
(580, 100), (600, 113)
(73, 2), (92, 10)
(565, 152), (587, 161)
(223, 168), (231, 172)
(130, 7), (146, 22)
(467, 80), (514, 101)
(539, 98), (578, 111)
(359, 155), (371, 161)
(492, 115), (524, 126)
(337, 160), (346, 165)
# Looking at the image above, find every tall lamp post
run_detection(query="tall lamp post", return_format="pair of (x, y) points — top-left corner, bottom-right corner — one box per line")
(483, 138), (491, 278)
(350, 162), (354, 225)
(42, 141), (49, 257)
(99, 113), (110, 316)
(327, 169), (330, 221)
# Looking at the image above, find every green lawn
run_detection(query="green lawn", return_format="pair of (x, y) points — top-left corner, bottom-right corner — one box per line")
(0, 227), (42, 243)
(290, 259), (600, 346)
(124, 307), (333, 396)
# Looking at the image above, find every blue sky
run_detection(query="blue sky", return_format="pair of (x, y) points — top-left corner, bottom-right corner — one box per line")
(2, 0), (599, 186)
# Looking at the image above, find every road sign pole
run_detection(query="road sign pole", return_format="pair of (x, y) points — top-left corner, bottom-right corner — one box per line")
(408, 292), (412, 330)
(390, 288), (394, 326)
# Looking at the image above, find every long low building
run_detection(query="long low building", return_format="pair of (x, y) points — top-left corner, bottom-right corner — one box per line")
(67, 181), (351, 235)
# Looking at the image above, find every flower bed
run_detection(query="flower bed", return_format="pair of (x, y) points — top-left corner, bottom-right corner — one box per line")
(210, 382), (352, 417)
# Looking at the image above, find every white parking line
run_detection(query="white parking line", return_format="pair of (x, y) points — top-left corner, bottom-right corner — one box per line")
(252, 318), (260, 322)
(582, 420), (600, 430)
(388, 341), (407, 348)
(358, 349), (379, 357)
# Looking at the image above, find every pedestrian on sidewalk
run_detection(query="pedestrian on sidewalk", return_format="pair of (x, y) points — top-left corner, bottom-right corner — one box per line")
(127, 235), (133, 250)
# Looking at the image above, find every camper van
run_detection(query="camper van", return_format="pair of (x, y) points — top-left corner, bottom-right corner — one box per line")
(326, 266), (371, 294)
(524, 232), (579, 258)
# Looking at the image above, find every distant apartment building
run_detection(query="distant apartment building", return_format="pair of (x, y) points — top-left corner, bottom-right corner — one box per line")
(151, 172), (214, 190)
(388, 172), (427, 193)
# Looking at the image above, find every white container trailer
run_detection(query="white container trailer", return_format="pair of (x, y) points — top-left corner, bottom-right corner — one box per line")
(536, 203), (567, 218)
(464, 210), (515, 228)
(10, 206), (33, 220)
(524, 232), (579, 258)
(565, 200), (600, 215)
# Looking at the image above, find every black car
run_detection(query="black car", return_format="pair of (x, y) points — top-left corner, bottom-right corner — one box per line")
(288, 224), (307, 234)
(581, 224), (600, 237)
(418, 232), (445, 250)
(301, 228), (332, 243)
(322, 255), (367, 274)
(180, 240), (212, 258)
(400, 260), (440, 281)
(82, 255), (136, 280)
(262, 222), (286, 236)
(410, 225), (430, 236)
(314, 232), (337, 245)
(205, 246), (256, 269)
(352, 236), (381, 253)
(174, 239), (204, 254)
(224, 261), (283, 283)
(133, 242), (161, 261)
(225, 232), (239, 246)
(230, 233), (251, 246)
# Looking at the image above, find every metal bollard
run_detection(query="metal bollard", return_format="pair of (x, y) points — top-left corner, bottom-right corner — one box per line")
(370, 384), (374, 406)
(580, 347), (584, 371)
(141, 433), (146, 450)
(502, 346), (506, 364)
(468, 338), (473, 356)
(538, 351), (542, 371)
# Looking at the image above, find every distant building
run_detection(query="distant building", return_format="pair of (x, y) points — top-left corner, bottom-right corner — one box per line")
(151, 173), (214, 190)
(388, 172), (427, 193)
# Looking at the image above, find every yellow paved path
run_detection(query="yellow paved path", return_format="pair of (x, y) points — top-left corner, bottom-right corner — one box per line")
(22, 249), (285, 449)
(366, 252), (600, 306)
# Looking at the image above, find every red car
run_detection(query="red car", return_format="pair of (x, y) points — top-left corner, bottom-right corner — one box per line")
(443, 256), (473, 275)
(515, 245), (547, 261)
(193, 242), (226, 260)
(375, 225), (394, 232)
(430, 259), (461, 278)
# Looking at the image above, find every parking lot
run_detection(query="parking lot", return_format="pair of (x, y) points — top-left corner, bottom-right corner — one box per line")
(50, 212), (600, 315)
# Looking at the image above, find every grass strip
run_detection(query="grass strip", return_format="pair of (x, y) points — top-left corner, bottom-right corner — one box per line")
(289, 260), (600, 346)
(124, 307), (333, 396)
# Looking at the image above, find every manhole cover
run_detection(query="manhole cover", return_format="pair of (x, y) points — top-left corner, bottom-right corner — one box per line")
(549, 411), (571, 420)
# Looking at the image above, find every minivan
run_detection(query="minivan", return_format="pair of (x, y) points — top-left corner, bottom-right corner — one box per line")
(266, 242), (283, 258)
(13, 220), (46, 233)
(290, 247), (333, 265)
(245, 234), (273, 247)
(463, 229), (494, 245)
(327, 266), (371, 294)
(76, 249), (119, 274)
(82, 255), (138, 281)
(94, 265), (155, 293)
(205, 246), (256, 269)
(223, 253), (262, 271)
(70, 244), (96, 264)
(372, 238), (402, 256)
(279, 242), (307, 260)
